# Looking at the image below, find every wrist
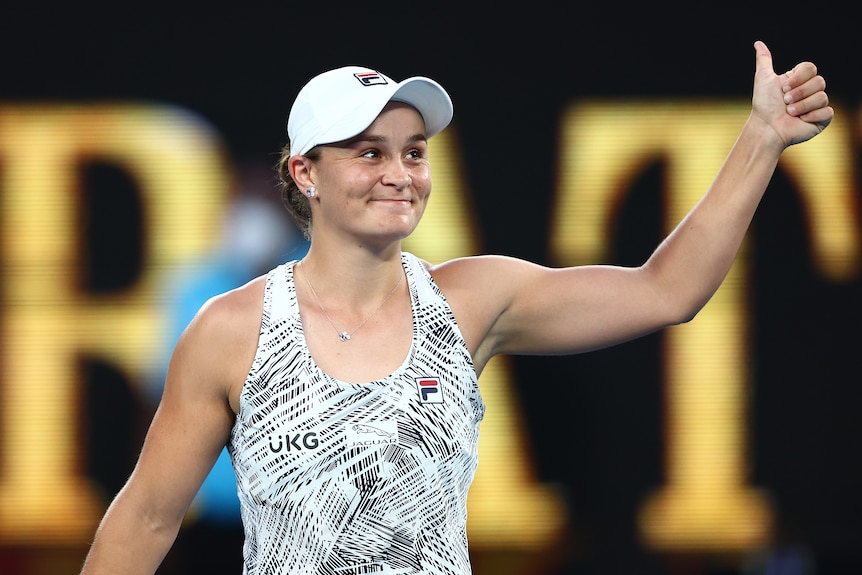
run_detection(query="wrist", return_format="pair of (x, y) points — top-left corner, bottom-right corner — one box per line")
(742, 113), (787, 156)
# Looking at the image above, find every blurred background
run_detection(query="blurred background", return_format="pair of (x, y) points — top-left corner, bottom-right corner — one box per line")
(0, 3), (860, 574)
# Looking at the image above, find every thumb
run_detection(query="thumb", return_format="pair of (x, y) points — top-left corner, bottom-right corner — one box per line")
(753, 40), (774, 75)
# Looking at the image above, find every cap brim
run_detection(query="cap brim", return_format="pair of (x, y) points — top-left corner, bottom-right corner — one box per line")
(390, 77), (453, 139)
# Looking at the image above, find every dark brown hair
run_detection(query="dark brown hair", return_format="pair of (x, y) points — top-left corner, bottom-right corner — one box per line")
(275, 144), (320, 239)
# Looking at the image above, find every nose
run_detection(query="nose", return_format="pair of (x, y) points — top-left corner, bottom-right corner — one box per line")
(383, 159), (412, 190)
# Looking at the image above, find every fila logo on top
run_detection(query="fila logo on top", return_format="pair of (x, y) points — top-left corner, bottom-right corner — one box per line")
(415, 377), (444, 404)
(354, 72), (388, 86)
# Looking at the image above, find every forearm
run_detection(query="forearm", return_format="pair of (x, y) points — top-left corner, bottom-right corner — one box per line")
(80, 494), (182, 575)
(645, 114), (784, 321)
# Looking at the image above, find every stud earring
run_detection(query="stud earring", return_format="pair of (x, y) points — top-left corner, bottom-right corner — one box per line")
(305, 186), (316, 198)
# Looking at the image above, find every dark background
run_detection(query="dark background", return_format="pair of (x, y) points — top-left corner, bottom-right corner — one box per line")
(1, 3), (860, 575)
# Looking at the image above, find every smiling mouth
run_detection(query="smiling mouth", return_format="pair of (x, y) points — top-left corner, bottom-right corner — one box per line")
(374, 198), (412, 204)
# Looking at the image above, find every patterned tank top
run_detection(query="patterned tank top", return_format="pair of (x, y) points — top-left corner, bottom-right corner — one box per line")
(228, 252), (485, 575)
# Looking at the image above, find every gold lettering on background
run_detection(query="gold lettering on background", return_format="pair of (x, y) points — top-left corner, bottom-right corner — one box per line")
(552, 101), (858, 550)
(0, 100), (858, 554)
(0, 105), (231, 542)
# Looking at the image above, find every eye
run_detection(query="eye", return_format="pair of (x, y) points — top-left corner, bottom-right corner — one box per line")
(361, 149), (381, 159)
(406, 148), (425, 160)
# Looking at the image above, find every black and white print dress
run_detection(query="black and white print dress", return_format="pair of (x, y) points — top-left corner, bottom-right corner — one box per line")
(228, 252), (485, 575)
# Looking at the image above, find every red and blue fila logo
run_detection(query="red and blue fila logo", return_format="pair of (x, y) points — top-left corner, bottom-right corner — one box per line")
(415, 377), (443, 404)
(354, 72), (388, 86)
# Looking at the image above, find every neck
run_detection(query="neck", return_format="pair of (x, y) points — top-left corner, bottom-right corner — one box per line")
(298, 244), (404, 305)
(296, 248), (407, 344)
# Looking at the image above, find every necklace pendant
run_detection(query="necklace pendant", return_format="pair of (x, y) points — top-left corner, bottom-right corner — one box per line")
(299, 260), (403, 345)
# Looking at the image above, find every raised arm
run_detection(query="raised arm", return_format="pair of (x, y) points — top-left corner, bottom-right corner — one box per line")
(80, 281), (262, 574)
(436, 41), (833, 370)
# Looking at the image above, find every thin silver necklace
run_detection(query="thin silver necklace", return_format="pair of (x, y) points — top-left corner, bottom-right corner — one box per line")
(299, 260), (403, 342)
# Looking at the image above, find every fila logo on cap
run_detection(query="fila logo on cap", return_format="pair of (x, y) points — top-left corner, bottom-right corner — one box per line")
(354, 72), (388, 86)
(415, 377), (444, 404)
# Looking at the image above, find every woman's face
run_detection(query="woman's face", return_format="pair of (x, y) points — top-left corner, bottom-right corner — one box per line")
(309, 102), (433, 246)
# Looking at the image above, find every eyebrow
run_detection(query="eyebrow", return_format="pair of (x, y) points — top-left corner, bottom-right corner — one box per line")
(342, 133), (428, 147)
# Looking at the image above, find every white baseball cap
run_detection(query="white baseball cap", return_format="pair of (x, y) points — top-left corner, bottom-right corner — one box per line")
(287, 65), (453, 157)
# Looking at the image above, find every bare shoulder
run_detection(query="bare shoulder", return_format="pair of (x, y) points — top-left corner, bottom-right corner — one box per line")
(428, 254), (543, 292)
(193, 274), (267, 331)
(179, 275), (266, 354)
(171, 274), (267, 410)
(426, 255), (543, 367)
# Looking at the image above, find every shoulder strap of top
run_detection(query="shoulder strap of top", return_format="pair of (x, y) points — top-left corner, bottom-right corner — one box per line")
(264, 261), (298, 326)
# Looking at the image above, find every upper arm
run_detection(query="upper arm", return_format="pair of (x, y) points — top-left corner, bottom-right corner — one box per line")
(117, 280), (263, 529)
(496, 261), (680, 354)
(432, 255), (682, 364)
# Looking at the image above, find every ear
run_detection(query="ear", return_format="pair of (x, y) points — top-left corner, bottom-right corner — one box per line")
(288, 155), (316, 190)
